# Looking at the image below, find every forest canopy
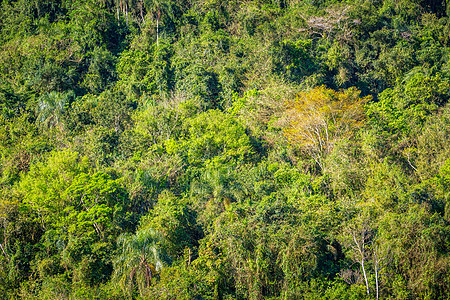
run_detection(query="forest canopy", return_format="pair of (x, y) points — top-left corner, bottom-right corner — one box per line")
(1, 0), (450, 299)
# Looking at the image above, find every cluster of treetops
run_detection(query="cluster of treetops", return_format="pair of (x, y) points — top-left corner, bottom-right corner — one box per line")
(1, 0), (450, 299)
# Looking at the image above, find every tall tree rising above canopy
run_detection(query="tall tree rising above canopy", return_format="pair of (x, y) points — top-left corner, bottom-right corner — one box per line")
(284, 86), (370, 170)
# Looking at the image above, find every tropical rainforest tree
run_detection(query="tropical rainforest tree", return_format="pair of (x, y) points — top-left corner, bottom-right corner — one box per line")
(113, 227), (168, 297)
(36, 91), (74, 129)
(284, 86), (370, 170)
(144, 0), (174, 46)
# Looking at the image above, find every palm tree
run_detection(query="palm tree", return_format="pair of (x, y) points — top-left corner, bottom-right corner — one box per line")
(144, 0), (174, 46)
(190, 167), (246, 229)
(112, 228), (168, 298)
(112, 0), (147, 25)
(36, 91), (73, 129)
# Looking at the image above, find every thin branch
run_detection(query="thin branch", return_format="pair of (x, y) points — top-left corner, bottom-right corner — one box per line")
(0, 243), (9, 262)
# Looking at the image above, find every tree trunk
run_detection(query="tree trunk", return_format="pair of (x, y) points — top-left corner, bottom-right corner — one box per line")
(374, 248), (383, 300)
(361, 258), (370, 295)
(353, 233), (370, 295)
(156, 16), (159, 46)
(375, 262), (379, 300)
(0, 243), (9, 262)
(126, 2), (128, 26)
(140, 0), (145, 24)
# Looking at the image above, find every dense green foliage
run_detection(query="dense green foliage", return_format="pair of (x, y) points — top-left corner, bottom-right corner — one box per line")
(1, 0), (450, 299)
